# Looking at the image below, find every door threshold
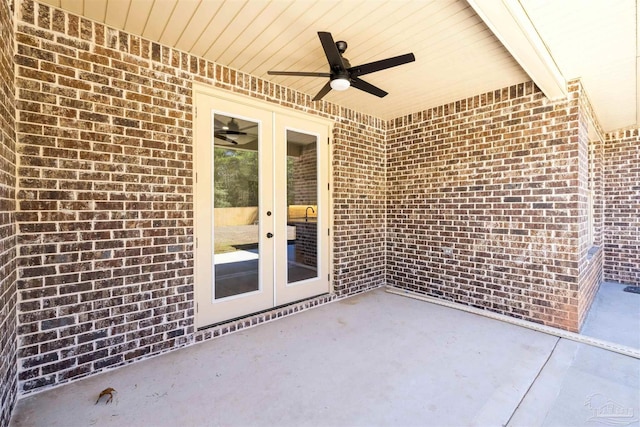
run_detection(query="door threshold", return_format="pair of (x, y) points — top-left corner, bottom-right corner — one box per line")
(197, 292), (332, 332)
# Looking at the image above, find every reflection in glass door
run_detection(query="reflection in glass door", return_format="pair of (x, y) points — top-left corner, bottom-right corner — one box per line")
(286, 130), (318, 284)
(274, 113), (329, 307)
(212, 114), (260, 299)
(194, 91), (275, 328)
(194, 86), (329, 328)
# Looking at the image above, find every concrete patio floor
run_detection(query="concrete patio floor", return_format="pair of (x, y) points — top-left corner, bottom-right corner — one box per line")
(581, 281), (640, 349)
(9, 285), (640, 427)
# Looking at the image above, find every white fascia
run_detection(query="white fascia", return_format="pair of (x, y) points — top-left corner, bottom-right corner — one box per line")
(467, 0), (567, 101)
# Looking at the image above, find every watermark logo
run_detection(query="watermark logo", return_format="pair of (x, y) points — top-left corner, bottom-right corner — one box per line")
(585, 394), (638, 425)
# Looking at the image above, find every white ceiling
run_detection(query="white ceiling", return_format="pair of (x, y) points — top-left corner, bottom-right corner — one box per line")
(519, 0), (638, 133)
(37, 0), (638, 132)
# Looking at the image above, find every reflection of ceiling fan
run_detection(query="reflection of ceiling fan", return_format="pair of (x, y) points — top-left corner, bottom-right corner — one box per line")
(268, 31), (415, 101)
(214, 117), (251, 145)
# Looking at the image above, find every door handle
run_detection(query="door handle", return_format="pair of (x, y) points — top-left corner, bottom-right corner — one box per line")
(266, 232), (273, 238)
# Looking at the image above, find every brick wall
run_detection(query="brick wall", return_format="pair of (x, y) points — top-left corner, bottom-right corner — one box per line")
(386, 81), (593, 332)
(333, 118), (386, 296)
(11, 0), (634, 406)
(0, 0), (18, 425)
(15, 0), (194, 393)
(604, 129), (640, 285)
(14, 0), (385, 396)
(589, 124), (605, 248)
(576, 83), (604, 327)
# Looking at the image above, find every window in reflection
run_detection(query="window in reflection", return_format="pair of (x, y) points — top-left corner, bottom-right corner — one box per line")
(286, 130), (318, 283)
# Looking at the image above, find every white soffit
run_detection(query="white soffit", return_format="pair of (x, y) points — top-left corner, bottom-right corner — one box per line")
(518, 0), (638, 132)
(36, 0), (530, 122)
(466, 0), (567, 101)
(32, 0), (639, 130)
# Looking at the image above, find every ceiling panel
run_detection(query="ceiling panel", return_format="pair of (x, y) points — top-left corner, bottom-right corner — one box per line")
(233, 5), (317, 73)
(34, 0), (637, 131)
(204, 0), (272, 62)
(189, 0), (247, 58)
(141, 0), (177, 41)
(59, 0), (83, 15)
(157, 0), (200, 47)
(174, 1), (223, 52)
(122, 0), (152, 35)
(104, 0), (129, 29)
(519, 0), (637, 131)
(83, 0), (106, 23)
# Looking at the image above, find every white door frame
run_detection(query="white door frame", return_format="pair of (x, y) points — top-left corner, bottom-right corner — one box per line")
(274, 114), (331, 306)
(193, 84), (333, 328)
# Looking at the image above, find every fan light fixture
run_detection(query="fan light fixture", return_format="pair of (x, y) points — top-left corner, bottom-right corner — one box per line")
(268, 32), (415, 101)
(330, 78), (350, 91)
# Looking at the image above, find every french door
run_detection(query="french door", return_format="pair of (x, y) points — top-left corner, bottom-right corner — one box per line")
(194, 86), (330, 328)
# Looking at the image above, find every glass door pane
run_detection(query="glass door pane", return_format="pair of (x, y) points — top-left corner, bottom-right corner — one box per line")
(194, 88), (275, 328)
(213, 113), (260, 299)
(286, 130), (318, 283)
(194, 85), (329, 327)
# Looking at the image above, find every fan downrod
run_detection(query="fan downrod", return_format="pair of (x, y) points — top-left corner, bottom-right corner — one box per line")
(335, 40), (347, 54)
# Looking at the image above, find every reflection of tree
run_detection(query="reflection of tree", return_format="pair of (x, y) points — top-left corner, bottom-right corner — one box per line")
(213, 149), (302, 208)
(214, 148), (258, 208)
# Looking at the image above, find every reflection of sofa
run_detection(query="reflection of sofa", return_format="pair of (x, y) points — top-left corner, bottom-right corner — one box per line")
(214, 224), (297, 249)
(213, 207), (258, 227)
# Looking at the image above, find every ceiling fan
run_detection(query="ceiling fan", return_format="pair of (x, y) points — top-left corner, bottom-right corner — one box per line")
(268, 31), (415, 101)
(214, 117), (253, 145)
